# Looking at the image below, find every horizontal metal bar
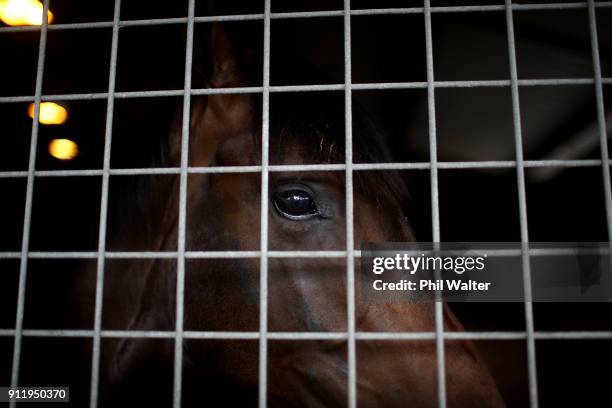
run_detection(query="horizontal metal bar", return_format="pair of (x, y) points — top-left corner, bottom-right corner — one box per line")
(272, 10), (344, 19)
(0, 159), (606, 179)
(28, 251), (98, 259)
(0, 171), (28, 178)
(185, 251), (259, 259)
(188, 166), (258, 174)
(105, 251), (178, 259)
(115, 90), (185, 98)
(270, 84), (345, 92)
(46, 21), (114, 30)
(2, 78), (611, 104)
(43, 92), (107, 101)
(120, 17), (189, 27)
(0, 329), (611, 340)
(28, 251), (178, 259)
(522, 159), (603, 168)
(2, 2), (611, 33)
(1, 247), (608, 260)
(191, 86), (262, 95)
(268, 164), (347, 172)
(33, 169), (103, 177)
(195, 14), (263, 23)
(0, 80), (602, 102)
(184, 331), (261, 339)
(0, 21), (114, 33)
(185, 250), (350, 259)
(511, 2), (610, 11)
(354, 162), (432, 170)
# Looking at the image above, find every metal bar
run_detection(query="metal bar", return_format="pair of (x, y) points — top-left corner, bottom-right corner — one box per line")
(115, 89), (185, 98)
(196, 14), (263, 23)
(424, 1), (447, 407)
(27, 251), (101, 258)
(172, 1), (195, 407)
(5, 77), (612, 104)
(3, 2), (612, 33)
(271, 84), (345, 92)
(0, 159), (609, 180)
(259, 1), (272, 407)
(44, 92), (108, 101)
(3, 329), (612, 341)
(587, 1), (612, 263)
(343, 2), (357, 407)
(2, 246), (611, 260)
(272, 10), (344, 19)
(186, 251), (260, 259)
(0, 172), (28, 178)
(105, 251), (178, 258)
(0, 21), (114, 33)
(191, 86), (262, 95)
(89, 1), (121, 407)
(504, 2), (539, 406)
(522, 159), (603, 168)
(46, 21), (115, 30)
(0, 160), (609, 180)
(120, 17), (188, 27)
(512, 2), (609, 11)
(9, 2), (49, 406)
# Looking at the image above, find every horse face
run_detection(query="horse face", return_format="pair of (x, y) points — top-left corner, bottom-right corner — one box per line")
(128, 23), (505, 407)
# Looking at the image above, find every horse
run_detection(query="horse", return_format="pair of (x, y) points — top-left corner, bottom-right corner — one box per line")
(98, 23), (505, 407)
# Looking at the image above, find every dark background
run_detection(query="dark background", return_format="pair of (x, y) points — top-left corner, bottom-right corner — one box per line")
(1, 0), (611, 406)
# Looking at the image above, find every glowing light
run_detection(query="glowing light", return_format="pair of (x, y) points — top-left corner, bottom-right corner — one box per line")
(48, 139), (78, 161)
(0, 0), (53, 26)
(27, 102), (68, 125)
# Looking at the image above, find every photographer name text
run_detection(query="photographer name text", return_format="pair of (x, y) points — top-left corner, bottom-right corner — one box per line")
(371, 254), (491, 293)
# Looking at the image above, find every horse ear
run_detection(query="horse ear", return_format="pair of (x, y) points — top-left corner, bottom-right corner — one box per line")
(167, 23), (259, 166)
(187, 23), (259, 166)
(210, 22), (245, 88)
(210, 21), (262, 86)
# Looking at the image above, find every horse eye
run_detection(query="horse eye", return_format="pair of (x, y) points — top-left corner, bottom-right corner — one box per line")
(273, 188), (319, 220)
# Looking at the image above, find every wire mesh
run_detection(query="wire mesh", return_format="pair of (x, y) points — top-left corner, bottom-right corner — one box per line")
(1, 2), (612, 34)
(1, 1), (610, 407)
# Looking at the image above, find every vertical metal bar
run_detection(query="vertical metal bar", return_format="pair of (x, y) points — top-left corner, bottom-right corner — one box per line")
(174, 1), (196, 406)
(259, 1), (272, 407)
(587, 1), (612, 253)
(343, 1), (357, 407)
(89, 0), (122, 406)
(504, 1), (539, 407)
(10, 2), (50, 406)
(423, 1), (447, 407)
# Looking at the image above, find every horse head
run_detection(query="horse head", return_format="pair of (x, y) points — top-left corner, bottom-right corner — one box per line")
(107, 22), (505, 407)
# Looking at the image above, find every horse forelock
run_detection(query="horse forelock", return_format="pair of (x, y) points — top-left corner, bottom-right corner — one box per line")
(268, 91), (411, 215)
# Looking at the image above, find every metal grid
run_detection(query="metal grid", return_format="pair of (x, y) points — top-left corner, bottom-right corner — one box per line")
(0, 1), (610, 407)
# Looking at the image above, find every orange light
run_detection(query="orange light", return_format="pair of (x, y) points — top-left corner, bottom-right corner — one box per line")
(48, 138), (78, 161)
(27, 102), (68, 125)
(0, 0), (53, 26)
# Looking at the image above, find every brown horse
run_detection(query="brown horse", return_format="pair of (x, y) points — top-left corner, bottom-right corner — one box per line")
(99, 24), (504, 407)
